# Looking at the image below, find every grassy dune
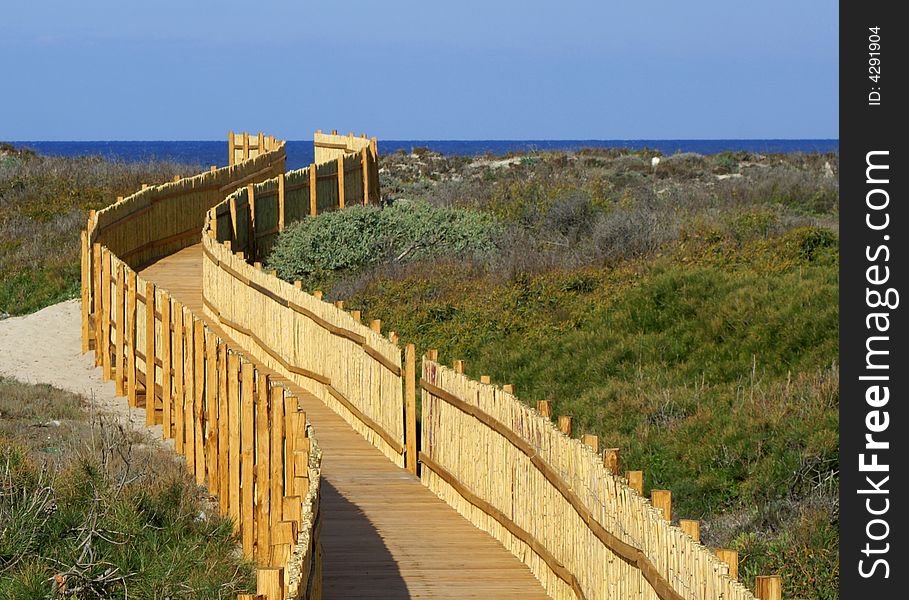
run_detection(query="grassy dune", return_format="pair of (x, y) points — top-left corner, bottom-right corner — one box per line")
(269, 147), (839, 598)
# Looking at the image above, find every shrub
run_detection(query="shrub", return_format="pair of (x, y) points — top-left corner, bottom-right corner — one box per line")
(266, 201), (501, 288)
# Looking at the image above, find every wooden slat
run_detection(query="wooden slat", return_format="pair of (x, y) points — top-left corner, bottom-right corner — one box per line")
(228, 351), (241, 524)
(126, 269), (137, 407)
(241, 361), (256, 557)
(184, 310), (196, 475)
(194, 318), (206, 484)
(145, 281), (156, 425)
(206, 330), (220, 496)
(173, 301), (185, 453)
(114, 262), (125, 394)
(255, 371), (271, 562)
(161, 292), (172, 439)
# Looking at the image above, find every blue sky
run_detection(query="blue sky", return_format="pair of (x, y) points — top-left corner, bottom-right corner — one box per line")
(1, 1), (838, 140)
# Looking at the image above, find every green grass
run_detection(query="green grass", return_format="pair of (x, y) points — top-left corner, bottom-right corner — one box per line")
(0, 146), (200, 316)
(337, 229), (839, 598)
(0, 377), (254, 598)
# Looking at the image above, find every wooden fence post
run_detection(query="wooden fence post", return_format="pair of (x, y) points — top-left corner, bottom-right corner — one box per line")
(243, 132), (250, 161)
(248, 183), (256, 230)
(206, 332), (219, 496)
(679, 519), (700, 542)
(228, 351), (241, 526)
(257, 567), (284, 600)
(92, 243), (103, 366)
(184, 312), (196, 474)
(80, 231), (90, 353)
(582, 434), (598, 452)
(337, 155), (346, 209)
(369, 137), (379, 203)
(651, 489), (672, 521)
(502, 384), (515, 394)
(536, 400), (552, 418)
(241, 361), (256, 558)
(405, 344), (417, 475)
(257, 132), (265, 158)
(361, 146), (369, 205)
(604, 448), (621, 474)
(755, 575), (782, 600)
(218, 341), (230, 515)
(126, 270), (137, 407)
(557, 415), (572, 436)
(101, 249), (112, 379)
(173, 301), (185, 453)
(480, 375), (491, 384)
(309, 164), (317, 217)
(370, 319), (381, 333)
(194, 319), (206, 484)
(715, 549), (738, 579)
(114, 263), (125, 395)
(161, 292), (172, 439)
(256, 371), (271, 562)
(229, 131), (235, 166)
(278, 173), (285, 232)
(145, 281), (156, 425)
(453, 359), (465, 374)
(626, 470), (643, 495)
(427, 348), (438, 361)
(270, 385), (285, 526)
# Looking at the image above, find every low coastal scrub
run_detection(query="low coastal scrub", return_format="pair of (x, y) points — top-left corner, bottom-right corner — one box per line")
(268, 148), (839, 598)
(266, 200), (500, 290)
(339, 230), (839, 599)
(0, 377), (254, 599)
(0, 144), (199, 316)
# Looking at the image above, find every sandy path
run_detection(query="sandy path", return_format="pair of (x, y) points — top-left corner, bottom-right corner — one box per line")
(0, 299), (164, 440)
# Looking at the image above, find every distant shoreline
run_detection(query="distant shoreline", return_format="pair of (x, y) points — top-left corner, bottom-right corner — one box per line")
(7, 139), (839, 171)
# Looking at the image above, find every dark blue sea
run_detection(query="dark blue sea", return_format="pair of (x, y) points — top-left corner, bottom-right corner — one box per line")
(10, 139), (839, 172)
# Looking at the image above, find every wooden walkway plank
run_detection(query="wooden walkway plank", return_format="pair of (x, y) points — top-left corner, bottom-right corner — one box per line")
(140, 244), (549, 599)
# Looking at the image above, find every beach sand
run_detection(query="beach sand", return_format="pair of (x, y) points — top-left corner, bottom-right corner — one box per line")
(0, 299), (164, 439)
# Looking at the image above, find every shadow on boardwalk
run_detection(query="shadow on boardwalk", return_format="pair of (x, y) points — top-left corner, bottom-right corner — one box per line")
(320, 479), (409, 599)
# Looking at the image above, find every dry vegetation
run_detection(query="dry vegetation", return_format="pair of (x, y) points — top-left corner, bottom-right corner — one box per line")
(0, 144), (199, 315)
(269, 146), (840, 599)
(0, 377), (254, 599)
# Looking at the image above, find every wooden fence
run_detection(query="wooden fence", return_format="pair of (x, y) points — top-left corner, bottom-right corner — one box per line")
(199, 132), (406, 466)
(80, 133), (322, 600)
(79, 129), (784, 600)
(419, 360), (775, 600)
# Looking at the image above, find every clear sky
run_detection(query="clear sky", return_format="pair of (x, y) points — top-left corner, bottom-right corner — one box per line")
(1, 1), (838, 141)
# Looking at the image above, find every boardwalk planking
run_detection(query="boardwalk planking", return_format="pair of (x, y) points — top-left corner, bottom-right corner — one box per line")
(140, 244), (549, 599)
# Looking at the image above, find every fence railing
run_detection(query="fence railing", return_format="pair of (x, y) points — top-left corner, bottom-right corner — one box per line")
(420, 360), (764, 600)
(79, 129), (784, 600)
(199, 133), (406, 466)
(80, 133), (322, 600)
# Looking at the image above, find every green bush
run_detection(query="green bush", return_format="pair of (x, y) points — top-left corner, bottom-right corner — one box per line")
(266, 201), (501, 289)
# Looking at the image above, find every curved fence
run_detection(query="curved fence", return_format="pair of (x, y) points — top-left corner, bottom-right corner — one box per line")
(79, 130), (783, 600)
(198, 134), (405, 465)
(80, 134), (322, 600)
(421, 361), (758, 600)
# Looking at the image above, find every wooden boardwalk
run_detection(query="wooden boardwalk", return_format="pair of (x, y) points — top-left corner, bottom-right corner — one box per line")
(141, 245), (549, 599)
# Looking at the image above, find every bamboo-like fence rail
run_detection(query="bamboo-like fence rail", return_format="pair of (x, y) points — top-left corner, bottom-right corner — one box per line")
(80, 133), (322, 600)
(420, 360), (767, 600)
(78, 129), (784, 600)
(199, 132), (404, 465)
